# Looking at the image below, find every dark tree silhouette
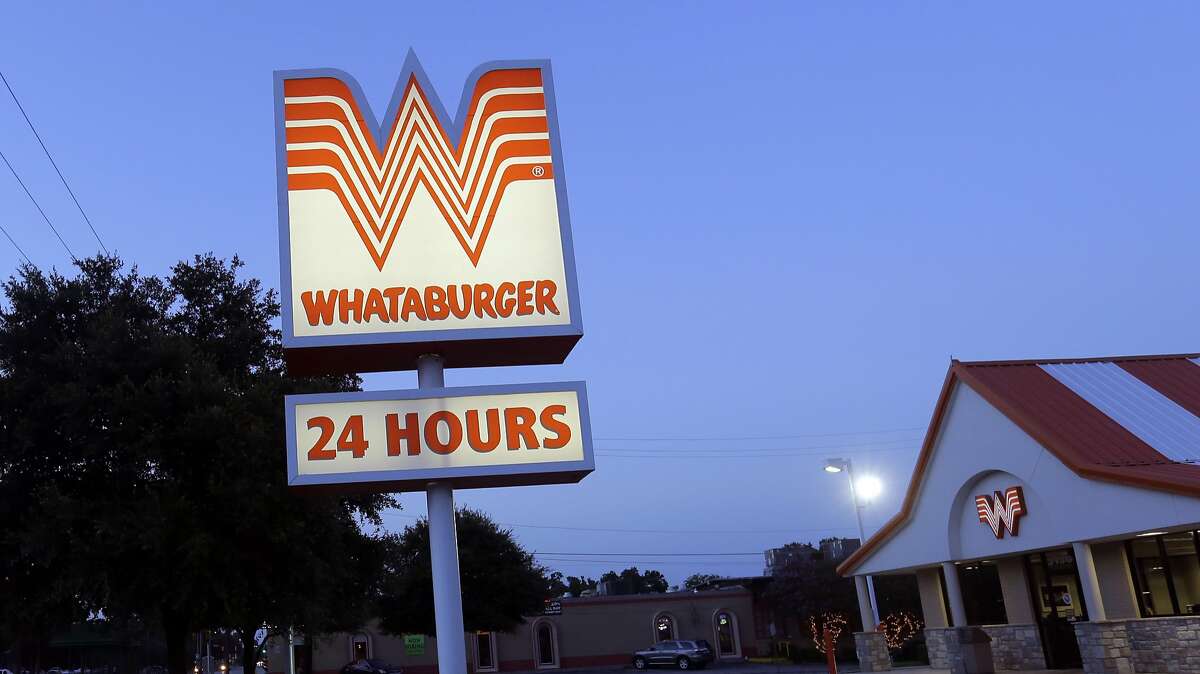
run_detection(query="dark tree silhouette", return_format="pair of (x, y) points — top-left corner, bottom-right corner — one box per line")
(377, 508), (550, 634)
(0, 255), (395, 674)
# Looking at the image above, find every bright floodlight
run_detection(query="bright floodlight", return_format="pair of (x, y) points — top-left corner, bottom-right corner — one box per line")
(824, 458), (846, 473)
(857, 475), (883, 501)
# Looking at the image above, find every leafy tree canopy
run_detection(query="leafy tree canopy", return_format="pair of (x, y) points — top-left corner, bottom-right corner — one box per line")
(0, 256), (395, 674)
(683, 574), (723, 590)
(767, 538), (859, 631)
(377, 508), (549, 634)
(598, 567), (670, 595)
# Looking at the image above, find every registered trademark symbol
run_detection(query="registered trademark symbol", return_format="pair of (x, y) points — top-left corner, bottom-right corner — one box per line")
(532, 165), (545, 177)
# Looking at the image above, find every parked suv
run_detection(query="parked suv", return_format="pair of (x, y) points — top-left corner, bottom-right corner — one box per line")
(632, 640), (713, 670)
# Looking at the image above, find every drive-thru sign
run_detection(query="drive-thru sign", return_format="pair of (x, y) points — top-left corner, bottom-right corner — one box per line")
(274, 53), (592, 674)
(274, 55), (583, 375)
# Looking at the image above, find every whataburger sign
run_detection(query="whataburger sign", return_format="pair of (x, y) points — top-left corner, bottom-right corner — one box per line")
(275, 56), (592, 674)
(274, 55), (583, 376)
(274, 54), (593, 491)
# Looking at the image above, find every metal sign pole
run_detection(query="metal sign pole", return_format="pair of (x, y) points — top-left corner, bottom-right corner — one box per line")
(418, 354), (468, 674)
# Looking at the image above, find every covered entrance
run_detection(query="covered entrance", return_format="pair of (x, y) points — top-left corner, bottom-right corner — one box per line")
(832, 354), (1200, 673)
(1025, 549), (1086, 669)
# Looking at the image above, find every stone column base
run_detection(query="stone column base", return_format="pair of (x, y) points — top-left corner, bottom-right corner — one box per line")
(1073, 621), (1132, 674)
(923, 628), (954, 670)
(854, 631), (891, 672)
(980, 624), (1045, 670)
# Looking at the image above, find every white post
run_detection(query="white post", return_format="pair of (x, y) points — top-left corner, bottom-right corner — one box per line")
(941, 562), (968, 627)
(286, 629), (295, 674)
(419, 355), (468, 674)
(845, 461), (880, 622)
(1072, 541), (1107, 621)
(855, 575), (877, 631)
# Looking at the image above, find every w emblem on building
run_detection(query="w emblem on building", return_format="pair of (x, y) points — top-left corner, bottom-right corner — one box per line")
(277, 58), (556, 270)
(975, 486), (1026, 539)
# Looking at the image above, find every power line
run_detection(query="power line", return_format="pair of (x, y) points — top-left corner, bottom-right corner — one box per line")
(536, 558), (765, 567)
(593, 436), (920, 454)
(0, 147), (76, 262)
(534, 551), (764, 557)
(388, 513), (855, 535)
(0, 71), (108, 254)
(0, 222), (31, 265)
(594, 446), (918, 459)
(595, 425), (924, 442)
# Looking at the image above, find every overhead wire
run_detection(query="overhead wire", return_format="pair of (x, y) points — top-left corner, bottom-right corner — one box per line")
(0, 222), (31, 265)
(594, 436), (919, 454)
(0, 70), (108, 254)
(534, 551), (764, 557)
(594, 425), (924, 442)
(387, 513), (856, 535)
(0, 147), (76, 262)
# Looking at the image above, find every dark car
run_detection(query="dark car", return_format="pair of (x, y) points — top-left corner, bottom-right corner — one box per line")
(340, 660), (403, 674)
(632, 640), (714, 670)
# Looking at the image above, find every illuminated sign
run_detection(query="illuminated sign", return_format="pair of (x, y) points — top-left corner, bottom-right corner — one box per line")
(274, 56), (583, 375)
(975, 486), (1026, 539)
(285, 381), (593, 490)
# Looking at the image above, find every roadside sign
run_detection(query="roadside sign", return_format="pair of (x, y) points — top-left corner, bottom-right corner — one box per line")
(274, 55), (583, 375)
(543, 599), (562, 615)
(403, 635), (425, 656)
(285, 381), (593, 491)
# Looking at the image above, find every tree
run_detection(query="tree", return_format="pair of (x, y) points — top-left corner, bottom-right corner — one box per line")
(545, 573), (597, 597)
(598, 567), (670, 595)
(684, 574), (722, 590)
(567, 575), (598, 596)
(768, 539), (859, 635)
(0, 256), (395, 674)
(377, 509), (549, 634)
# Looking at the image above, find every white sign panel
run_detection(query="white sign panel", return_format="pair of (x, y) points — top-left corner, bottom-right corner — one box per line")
(274, 56), (583, 375)
(285, 381), (593, 490)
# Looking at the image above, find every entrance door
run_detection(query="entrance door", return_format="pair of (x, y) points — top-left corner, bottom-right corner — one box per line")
(1025, 550), (1087, 669)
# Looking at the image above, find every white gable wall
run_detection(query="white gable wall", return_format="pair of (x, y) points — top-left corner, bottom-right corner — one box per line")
(853, 381), (1200, 576)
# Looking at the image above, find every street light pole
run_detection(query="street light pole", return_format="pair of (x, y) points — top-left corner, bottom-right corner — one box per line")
(826, 458), (880, 628)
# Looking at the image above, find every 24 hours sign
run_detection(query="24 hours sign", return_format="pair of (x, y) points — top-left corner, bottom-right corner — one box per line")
(274, 55), (584, 375)
(285, 381), (594, 490)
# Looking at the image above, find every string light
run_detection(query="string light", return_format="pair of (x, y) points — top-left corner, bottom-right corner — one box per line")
(879, 611), (924, 651)
(808, 612), (848, 654)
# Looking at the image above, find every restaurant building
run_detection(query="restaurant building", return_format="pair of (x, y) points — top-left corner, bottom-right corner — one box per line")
(268, 589), (756, 674)
(839, 354), (1200, 674)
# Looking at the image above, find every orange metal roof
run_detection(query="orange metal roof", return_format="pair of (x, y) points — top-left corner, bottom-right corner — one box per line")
(838, 352), (1200, 576)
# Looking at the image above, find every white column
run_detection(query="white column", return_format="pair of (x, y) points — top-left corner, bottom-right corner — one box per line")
(286, 629), (295, 674)
(419, 355), (468, 674)
(941, 562), (968, 627)
(855, 575), (877, 631)
(1072, 541), (1107, 622)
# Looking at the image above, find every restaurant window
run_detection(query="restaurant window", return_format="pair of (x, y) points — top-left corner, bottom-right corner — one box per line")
(474, 632), (497, 672)
(350, 633), (370, 661)
(958, 561), (1008, 625)
(654, 613), (676, 642)
(1126, 530), (1200, 616)
(713, 610), (740, 657)
(534, 620), (559, 669)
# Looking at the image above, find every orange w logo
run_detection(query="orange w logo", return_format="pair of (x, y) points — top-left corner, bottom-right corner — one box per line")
(281, 66), (554, 270)
(975, 486), (1026, 539)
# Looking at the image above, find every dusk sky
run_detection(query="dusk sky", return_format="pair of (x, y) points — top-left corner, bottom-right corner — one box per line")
(1, 3), (1197, 586)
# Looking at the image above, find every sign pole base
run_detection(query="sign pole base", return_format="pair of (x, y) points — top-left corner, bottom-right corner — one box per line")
(419, 355), (468, 674)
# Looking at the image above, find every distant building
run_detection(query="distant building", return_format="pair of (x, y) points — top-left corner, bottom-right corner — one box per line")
(763, 539), (860, 575)
(268, 590), (756, 674)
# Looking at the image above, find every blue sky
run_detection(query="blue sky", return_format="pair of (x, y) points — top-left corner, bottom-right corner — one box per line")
(1, 3), (1198, 585)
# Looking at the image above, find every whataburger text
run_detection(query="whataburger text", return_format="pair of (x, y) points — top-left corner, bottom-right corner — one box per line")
(300, 279), (561, 327)
(286, 383), (594, 489)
